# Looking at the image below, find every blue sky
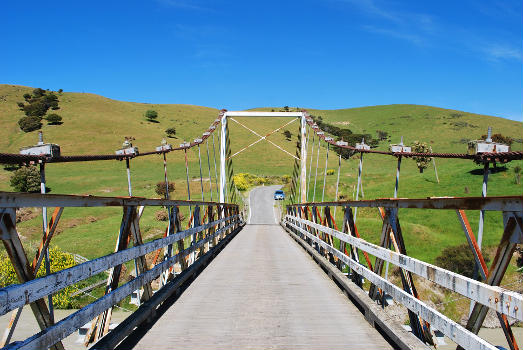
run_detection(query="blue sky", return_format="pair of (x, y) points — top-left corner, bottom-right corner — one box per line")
(2, 0), (522, 120)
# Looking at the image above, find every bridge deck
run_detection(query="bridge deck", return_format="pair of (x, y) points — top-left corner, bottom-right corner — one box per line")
(130, 186), (392, 349)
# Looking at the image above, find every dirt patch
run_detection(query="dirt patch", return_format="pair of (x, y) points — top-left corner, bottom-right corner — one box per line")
(54, 216), (100, 235)
(16, 207), (40, 223)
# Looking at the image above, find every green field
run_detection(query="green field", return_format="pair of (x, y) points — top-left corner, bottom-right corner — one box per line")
(0, 83), (521, 269)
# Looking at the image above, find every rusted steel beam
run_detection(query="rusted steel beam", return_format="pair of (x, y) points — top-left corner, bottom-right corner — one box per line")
(287, 196), (523, 211)
(0, 191), (237, 209)
(386, 208), (434, 345)
(368, 210), (391, 301)
(3, 220), (241, 350)
(32, 207), (63, 272)
(0, 215), (238, 316)
(458, 209), (520, 350)
(0, 209), (64, 350)
(129, 206), (153, 303)
(460, 212), (522, 349)
(86, 206), (134, 345)
(1, 207), (64, 347)
(285, 215), (523, 321)
(286, 220), (499, 350)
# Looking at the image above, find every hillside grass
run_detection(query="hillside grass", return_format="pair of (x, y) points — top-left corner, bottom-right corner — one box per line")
(0, 84), (521, 275)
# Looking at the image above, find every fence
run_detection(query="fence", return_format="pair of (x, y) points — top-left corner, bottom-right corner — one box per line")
(0, 192), (243, 350)
(283, 196), (522, 350)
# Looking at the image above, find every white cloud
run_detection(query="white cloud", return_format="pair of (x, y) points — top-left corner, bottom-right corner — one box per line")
(362, 25), (423, 45)
(156, 0), (210, 11)
(483, 44), (522, 61)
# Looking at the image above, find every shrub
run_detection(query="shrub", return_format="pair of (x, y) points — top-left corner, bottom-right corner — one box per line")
(155, 181), (175, 197)
(23, 93), (31, 101)
(0, 246), (78, 308)
(283, 130), (292, 141)
(145, 110), (158, 121)
(165, 127), (176, 138)
(281, 175), (291, 183)
(411, 141), (432, 173)
(17, 102), (25, 109)
(58, 89), (63, 94)
(376, 130), (389, 141)
(18, 116), (42, 132)
(155, 210), (168, 221)
(46, 113), (63, 125)
(10, 166), (41, 192)
(435, 244), (489, 278)
(481, 133), (512, 146)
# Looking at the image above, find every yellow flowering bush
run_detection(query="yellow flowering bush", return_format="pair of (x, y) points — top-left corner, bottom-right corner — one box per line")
(0, 246), (79, 309)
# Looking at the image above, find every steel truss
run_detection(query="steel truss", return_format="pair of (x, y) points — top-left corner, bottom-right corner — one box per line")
(284, 195), (523, 350)
(0, 193), (243, 350)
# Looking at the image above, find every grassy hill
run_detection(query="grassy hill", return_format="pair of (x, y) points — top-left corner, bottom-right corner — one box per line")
(0, 83), (521, 264)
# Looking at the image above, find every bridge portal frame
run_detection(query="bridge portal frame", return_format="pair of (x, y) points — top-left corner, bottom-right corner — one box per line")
(219, 111), (308, 204)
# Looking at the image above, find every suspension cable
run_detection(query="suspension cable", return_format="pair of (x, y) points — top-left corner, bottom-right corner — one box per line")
(321, 142), (330, 202)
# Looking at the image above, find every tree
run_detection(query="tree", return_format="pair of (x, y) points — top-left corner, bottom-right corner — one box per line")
(58, 89), (63, 94)
(23, 100), (48, 117)
(411, 141), (432, 173)
(19, 89), (61, 117)
(18, 116), (42, 132)
(283, 130), (292, 141)
(32, 88), (45, 97)
(165, 127), (176, 138)
(10, 166), (41, 192)
(145, 110), (158, 121)
(46, 113), (63, 125)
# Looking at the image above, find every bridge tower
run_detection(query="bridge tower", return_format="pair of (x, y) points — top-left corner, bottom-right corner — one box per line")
(219, 111), (308, 203)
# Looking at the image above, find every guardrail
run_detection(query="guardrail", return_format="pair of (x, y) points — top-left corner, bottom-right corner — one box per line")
(283, 196), (522, 350)
(0, 192), (243, 350)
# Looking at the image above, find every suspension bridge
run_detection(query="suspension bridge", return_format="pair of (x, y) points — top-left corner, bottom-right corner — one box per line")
(0, 110), (521, 350)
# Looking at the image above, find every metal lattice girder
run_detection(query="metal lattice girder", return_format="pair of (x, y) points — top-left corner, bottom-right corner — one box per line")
(285, 215), (523, 322)
(86, 206), (134, 344)
(0, 209), (65, 350)
(287, 195), (522, 211)
(1, 207), (64, 347)
(0, 214), (238, 317)
(0, 191), (239, 208)
(284, 218), (502, 350)
(456, 209), (520, 350)
(459, 211), (523, 350)
(5, 219), (241, 350)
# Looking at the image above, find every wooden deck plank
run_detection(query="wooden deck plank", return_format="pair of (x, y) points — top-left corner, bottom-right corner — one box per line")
(132, 186), (392, 349)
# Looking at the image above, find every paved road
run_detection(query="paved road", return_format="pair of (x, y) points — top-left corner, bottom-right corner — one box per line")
(132, 186), (392, 349)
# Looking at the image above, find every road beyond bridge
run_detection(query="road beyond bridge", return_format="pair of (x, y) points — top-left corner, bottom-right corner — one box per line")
(128, 185), (393, 349)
